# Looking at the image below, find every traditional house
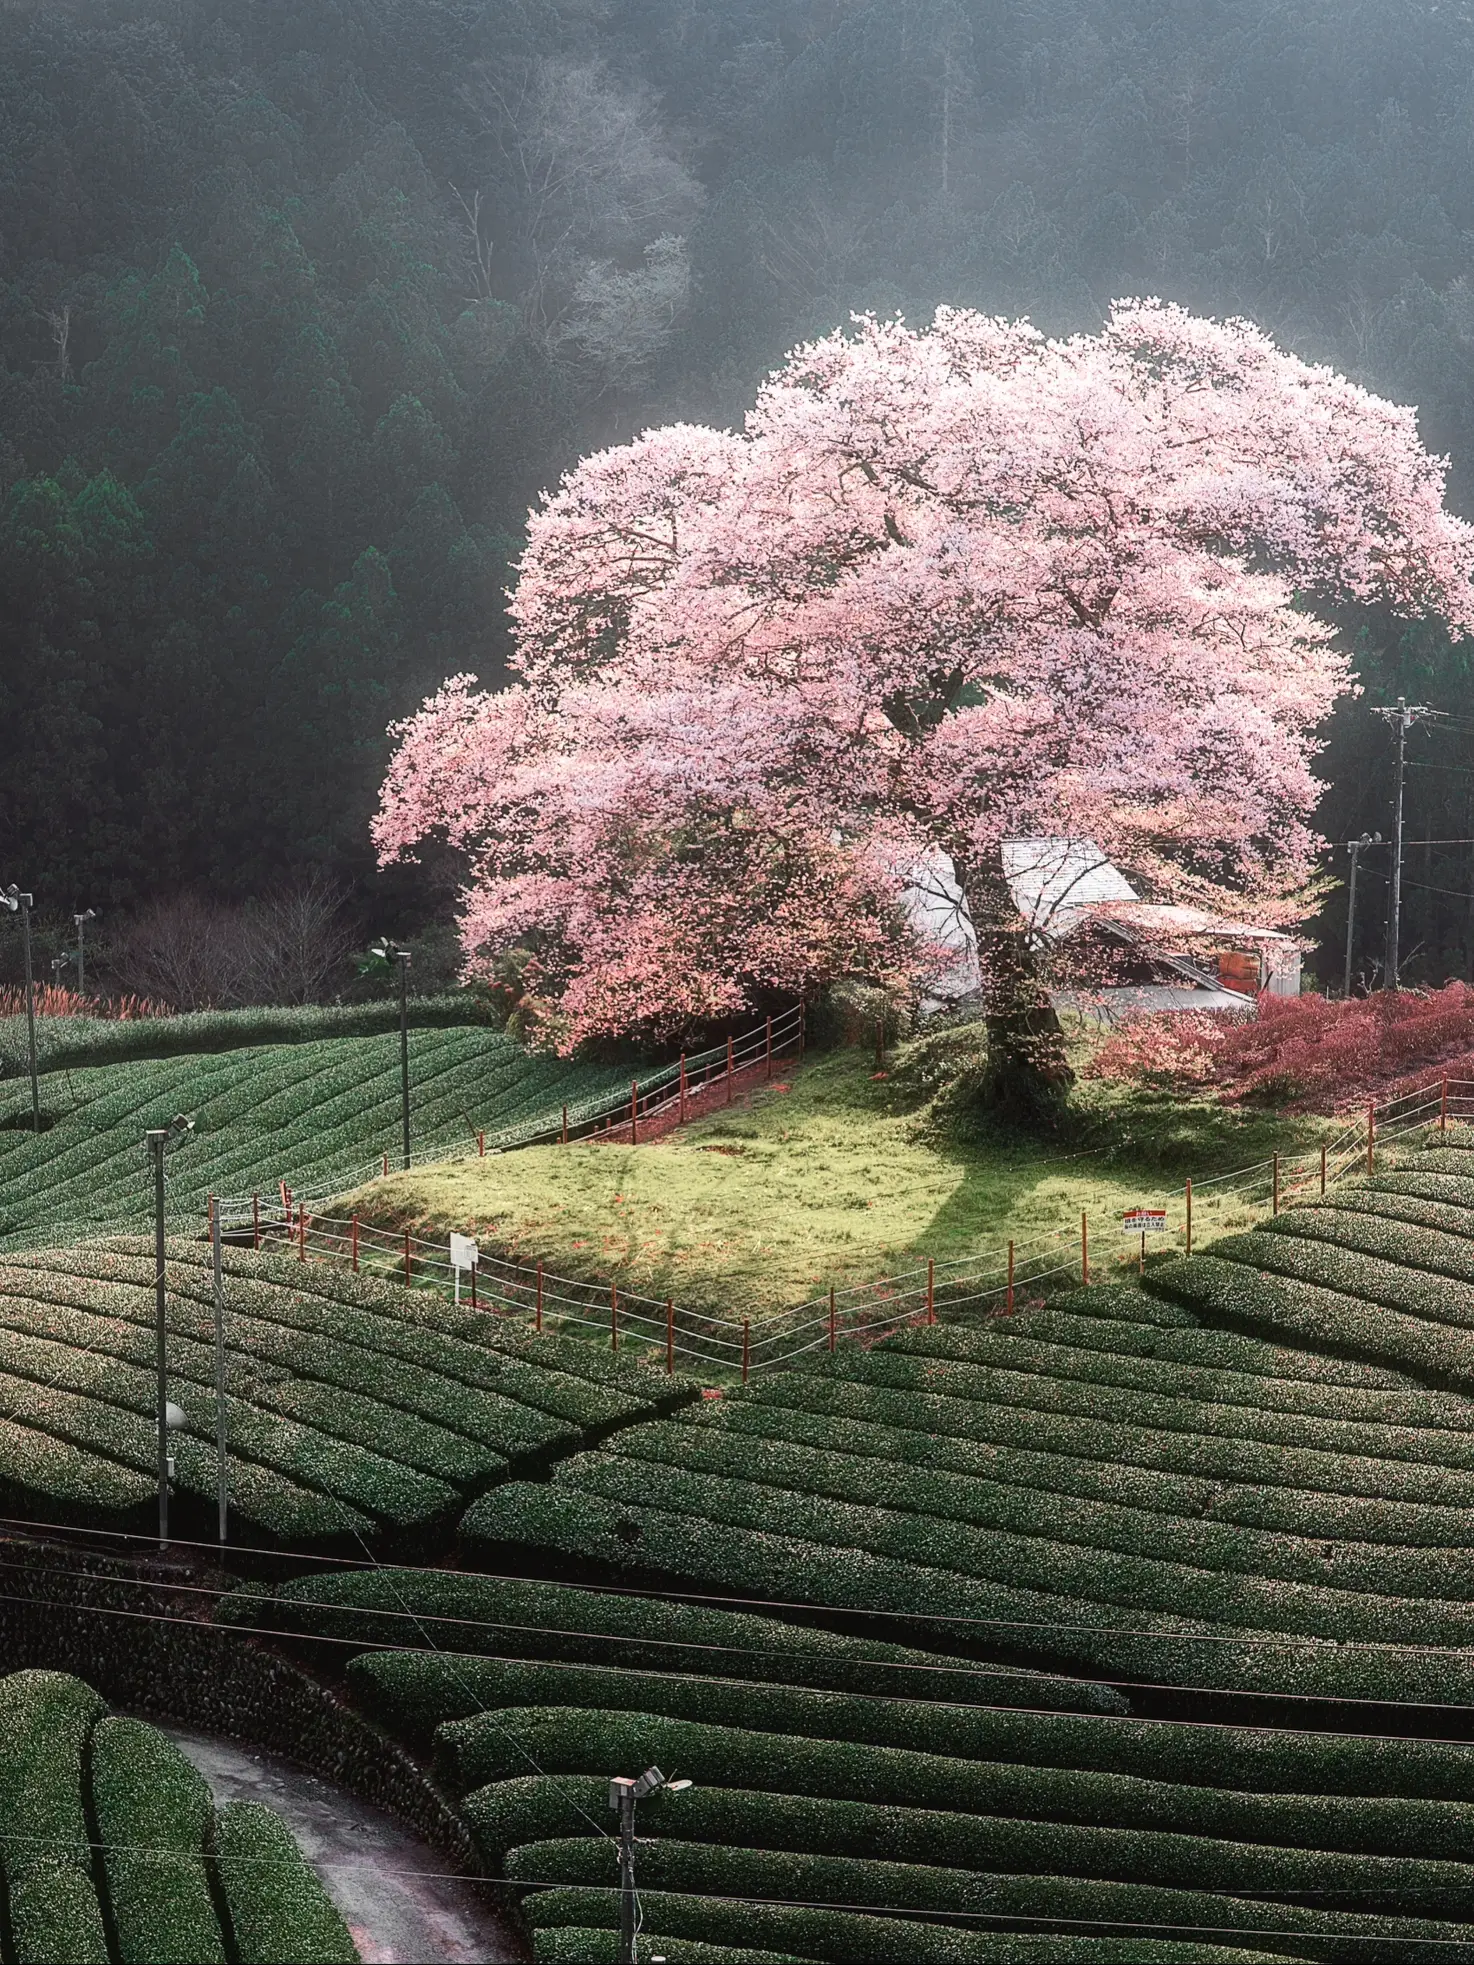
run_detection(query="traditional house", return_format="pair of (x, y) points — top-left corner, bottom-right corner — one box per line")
(908, 838), (1300, 1020)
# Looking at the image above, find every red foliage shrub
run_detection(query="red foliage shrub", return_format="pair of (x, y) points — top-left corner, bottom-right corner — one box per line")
(1090, 983), (1474, 1111)
(0, 985), (166, 1021)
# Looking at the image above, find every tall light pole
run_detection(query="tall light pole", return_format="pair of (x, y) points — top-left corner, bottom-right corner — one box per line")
(146, 1115), (194, 1549)
(372, 941), (412, 1170)
(2, 886), (39, 1131)
(1374, 698), (1426, 991)
(610, 1767), (692, 1965)
(1344, 832), (1382, 999)
(211, 1200), (228, 1546)
(74, 910), (96, 997)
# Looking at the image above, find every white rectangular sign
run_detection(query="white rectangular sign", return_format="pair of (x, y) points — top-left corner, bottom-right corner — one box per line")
(1122, 1209), (1167, 1234)
(450, 1232), (480, 1272)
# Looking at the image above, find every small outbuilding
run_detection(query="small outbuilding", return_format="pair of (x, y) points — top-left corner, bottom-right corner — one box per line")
(908, 838), (1300, 1020)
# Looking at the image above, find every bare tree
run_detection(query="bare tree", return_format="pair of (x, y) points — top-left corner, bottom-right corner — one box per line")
(106, 876), (355, 1010)
(240, 873), (357, 1005)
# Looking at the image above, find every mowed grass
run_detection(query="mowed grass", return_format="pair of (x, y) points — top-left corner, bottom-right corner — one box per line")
(346, 1047), (1327, 1317)
(0, 1023), (634, 1251)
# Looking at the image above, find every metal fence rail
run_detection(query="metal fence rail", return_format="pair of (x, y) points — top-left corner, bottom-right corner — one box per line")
(214, 1071), (1474, 1380)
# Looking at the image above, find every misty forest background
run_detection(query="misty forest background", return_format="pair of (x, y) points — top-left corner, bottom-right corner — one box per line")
(5, 0), (1474, 997)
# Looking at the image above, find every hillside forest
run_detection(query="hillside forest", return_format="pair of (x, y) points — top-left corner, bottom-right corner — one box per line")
(6, 0), (1474, 990)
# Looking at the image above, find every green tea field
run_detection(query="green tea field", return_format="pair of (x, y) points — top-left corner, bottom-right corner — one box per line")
(0, 1016), (634, 1250)
(0, 1238), (693, 1548)
(0, 1667), (354, 1963)
(201, 1128), (1474, 1961)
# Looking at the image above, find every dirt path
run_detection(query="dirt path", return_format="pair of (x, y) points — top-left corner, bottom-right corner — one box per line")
(161, 1724), (525, 1965)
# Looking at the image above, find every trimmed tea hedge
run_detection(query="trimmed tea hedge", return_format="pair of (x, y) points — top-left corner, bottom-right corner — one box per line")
(531, 1931), (805, 1965)
(520, 1884), (1319, 1963)
(0, 1238), (694, 1546)
(0, 1669), (356, 1964)
(0, 1019), (633, 1250)
(505, 1833), (1474, 1953)
(212, 1801), (358, 1965)
(91, 1717), (225, 1964)
(440, 1707), (1474, 1863)
(466, 1771), (1474, 1902)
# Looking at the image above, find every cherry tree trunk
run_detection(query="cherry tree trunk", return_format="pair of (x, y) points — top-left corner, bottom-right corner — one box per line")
(959, 860), (1076, 1128)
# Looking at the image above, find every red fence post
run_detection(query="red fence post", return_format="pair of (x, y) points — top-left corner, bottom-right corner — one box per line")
(470, 1260), (477, 1309)
(561, 1105), (568, 1146)
(252, 1193), (260, 1252)
(1320, 1143), (1327, 1196)
(299, 1211), (307, 1262)
(631, 1080), (639, 1145)
(1272, 1152), (1280, 1217)
(1443, 1076), (1450, 1135)
(679, 1056), (688, 1125)
(1006, 1241), (1014, 1314)
(403, 1230), (412, 1287)
(383, 1153), (389, 1178)
(727, 1035), (735, 1104)
(1185, 1178), (1192, 1258)
(207, 1194), (214, 1238)
(1367, 1100), (1375, 1175)
(665, 1296), (674, 1375)
(1081, 1211), (1089, 1285)
(828, 1286), (836, 1354)
(742, 1319), (750, 1385)
(765, 1016), (773, 1080)
(610, 1281), (619, 1352)
(351, 1216), (359, 1273)
(798, 1000), (806, 1063)
(535, 1261), (544, 1334)
(926, 1258), (935, 1327)
(478, 1130), (485, 1157)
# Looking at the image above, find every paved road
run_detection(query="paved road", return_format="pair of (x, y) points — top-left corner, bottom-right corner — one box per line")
(163, 1724), (525, 1964)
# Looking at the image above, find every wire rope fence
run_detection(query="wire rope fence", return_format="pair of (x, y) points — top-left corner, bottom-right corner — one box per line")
(213, 1069), (1474, 1384)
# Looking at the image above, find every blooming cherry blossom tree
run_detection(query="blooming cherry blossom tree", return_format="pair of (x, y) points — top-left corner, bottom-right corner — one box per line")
(377, 300), (1474, 1118)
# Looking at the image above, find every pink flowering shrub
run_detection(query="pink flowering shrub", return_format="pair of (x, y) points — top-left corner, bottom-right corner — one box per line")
(1090, 984), (1474, 1110)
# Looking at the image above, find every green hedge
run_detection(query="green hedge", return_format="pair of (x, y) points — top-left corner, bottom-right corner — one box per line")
(1149, 1248), (1474, 1393)
(545, 1445), (1474, 1648)
(8, 1857), (110, 1964)
(862, 1322), (1455, 1438)
(1327, 1188), (1474, 1245)
(230, 1568), (1122, 1715)
(505, 1833), (1474, 1956)
(467, 1772), (1474, 1905)
(532, 1930), (806, 1965)
(1216, 1225), (1474, 1342)
(90, 1716), (227, 1963)
(456, 1480), (1474, 1707)
(1265, 1205), (1474, 1292)
(1374, 1170), (1474, 1211)
(745, 1363), (1474, 1514)
(212, 1800), (358, 1965)
(439, 1707), (1474, 1863)
(595, 1414), (1474, 1604)
(0, 1671), (104, 1887)
(521, 1885), (1316, 1964)
(710, 1390), (1474, 1553)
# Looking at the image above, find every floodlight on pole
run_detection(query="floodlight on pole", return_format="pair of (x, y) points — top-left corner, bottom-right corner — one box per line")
(371, 940), (413, 1170)
(2, 886), (39, 1132)
(73, 910), (96, 997)
(610, 1766), (694, 1965)
(146, 1113), (194, 1549)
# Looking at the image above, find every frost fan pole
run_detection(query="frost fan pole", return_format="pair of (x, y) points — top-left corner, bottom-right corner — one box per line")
(211, 1200), (228, 1545)
(1374, 698), (1425, 991)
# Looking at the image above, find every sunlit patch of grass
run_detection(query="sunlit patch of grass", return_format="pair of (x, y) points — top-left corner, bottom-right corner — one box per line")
(342, 1039), (1331, 1319)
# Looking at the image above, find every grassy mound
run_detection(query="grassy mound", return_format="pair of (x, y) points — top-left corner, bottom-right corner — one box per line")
(0, 1239), (693, 1547)
(341, 1046), (1319, 1317)
(0, 1669), (355, 1963)
(0, 1018), (634, 1249)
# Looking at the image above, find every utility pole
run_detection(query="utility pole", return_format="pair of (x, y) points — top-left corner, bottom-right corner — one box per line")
(1374, 698), (1427, 990)
(371, 941), (412, 1170)
(146, 1115), (194, 1549)
(610, 1767), (692, 1965)
(2, 886), (39, 1131)
(1344, 832), (1382, 998)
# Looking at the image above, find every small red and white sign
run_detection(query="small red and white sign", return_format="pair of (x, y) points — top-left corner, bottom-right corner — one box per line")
(1122, 1209), (1168, 1234)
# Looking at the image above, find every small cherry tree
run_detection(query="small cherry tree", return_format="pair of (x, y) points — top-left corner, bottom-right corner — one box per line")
(377, 301), (1474, 1116)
